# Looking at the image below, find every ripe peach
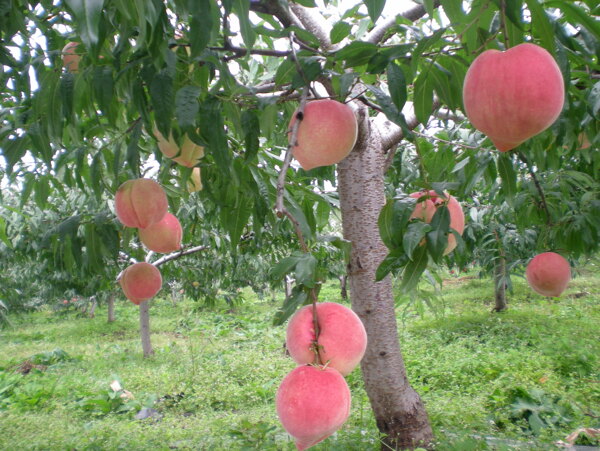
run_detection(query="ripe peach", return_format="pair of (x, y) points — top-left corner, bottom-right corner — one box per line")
(119, 262), (162, 305)
(153, 128), (205, 168)
(62, 42), (80, 73)
(187, 167), (203, 192)
(409, 190), (465, 255)
(525, 252), (571, 297)
(463, 43), (564, 152)
(286, 302), (367, 376)
(276, 365), (351, 451)
(138, 213), (182, 253)
(289, 99), (358, 170)
(114, 178), (168, 229)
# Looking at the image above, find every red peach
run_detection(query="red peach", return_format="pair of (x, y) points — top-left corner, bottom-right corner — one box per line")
(62, 42), (80, 73)
(409, 191), (465, 255)
(289, 99), (358, 170)
(138, 213), (182, 254)
(286, 302), (367, 376)
(114, 178), (168, 229)
(276, 365), (351, 450)
(119, 262), (162, 305)
(525, 252), (571, 297)
(463, 43), (564, 151)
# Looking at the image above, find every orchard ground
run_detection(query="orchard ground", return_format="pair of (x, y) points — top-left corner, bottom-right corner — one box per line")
(1, 263), (599, 450)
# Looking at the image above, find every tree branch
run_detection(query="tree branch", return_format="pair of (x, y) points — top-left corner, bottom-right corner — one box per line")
(518, 151), (552, 225)
(365, 1), (439, 44)
(290, 4), (332, 50)
(152, 245), (209, 267)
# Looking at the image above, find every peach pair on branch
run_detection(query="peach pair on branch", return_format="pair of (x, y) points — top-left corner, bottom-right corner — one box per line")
(463, 43), (565, 152)
(276, 302), (367, 450)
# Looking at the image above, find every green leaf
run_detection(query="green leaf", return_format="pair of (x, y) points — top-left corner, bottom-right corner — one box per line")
(175, 85), (201, 130)
(441, 0), (466, 25)
(497, 153), (517, 202)
(220, 194), (253, 249)
(365, 0), (386, 23)
(375, 248), (409, 281)
(273, 287), (308, 326)
(150, 70), (175, 137)
(387, 62), (407, 112)
(64, 0), (105, 49)
(0, 217), (11, 248)
(399, 245), (429, 293)
(189, 0), (214, 57)
(366, 85), (412, 136)
(199, 97), (231, 174)
(60, 72), (75, 121)
(233, 0), (256, 48)
(90, 152), (104, 199)
(295, 253), (318, 288)
(546, 1), (600, 41)
(126, 120), (143, 175)
(414, 71), (434, 125)
(271, 253), (303, 281)
(403, 222), (431, 259)
(330, 21), (351, 45)
(426, 205), (450, 262)
(241, 110), (260, 162)
(335, 41), (379, 67)
(378, 197), (416, 249)
(525, 0), (555, 54)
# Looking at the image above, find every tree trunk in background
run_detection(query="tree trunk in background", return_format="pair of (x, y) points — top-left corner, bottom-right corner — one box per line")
(88, 299), (97, 318)
(338, 110), (433, 450)
(339, 275), (348, 300)
(493, 257), (508, 312)
(107, 293), (116, 323)
(140, 301), (154, 357)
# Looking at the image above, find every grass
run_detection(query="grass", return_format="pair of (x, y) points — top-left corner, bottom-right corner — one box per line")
(0, 263), (599, 451)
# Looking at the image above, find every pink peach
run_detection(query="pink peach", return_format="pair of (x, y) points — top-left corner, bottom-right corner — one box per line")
(114, 178), (168, 229)
(138, 212), (182, 254)
(525, 252), (571, 297)
(119, 262), (162, 305)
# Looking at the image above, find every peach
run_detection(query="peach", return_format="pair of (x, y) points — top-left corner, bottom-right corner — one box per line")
(286, 302), (367, 376)
(153, 128), (205, 168)
(62, 42), (80, 73)
(187, 167), (203, 192)
(463, 43), (564, 151)
(276, 365), (351, 450)
(525, 252), (571, 297)
(114, 178), (168, 229)
(289, 99), (358, 170)
(138, 212), (182, 253)
(409, 190), (465, 255)
(119, 262), (162, 305)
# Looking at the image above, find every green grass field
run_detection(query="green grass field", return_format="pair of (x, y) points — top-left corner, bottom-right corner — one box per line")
(1, 264), (599, 450)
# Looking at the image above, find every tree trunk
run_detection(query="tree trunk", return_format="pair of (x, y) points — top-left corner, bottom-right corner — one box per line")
(140, 301), (154, 357)
(88, 299), (97, 318)
(107, 293), (116, 323)
(284, 275), (293, 299)
(493, 257), (508, 312)
(337, 111), (433, 450)
(339, 274), (348, 300)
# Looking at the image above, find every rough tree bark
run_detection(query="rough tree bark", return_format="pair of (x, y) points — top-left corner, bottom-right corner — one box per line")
(493, 257), (508, 312)
(140, 301), (154, 357)
(338, 106), (434, 450)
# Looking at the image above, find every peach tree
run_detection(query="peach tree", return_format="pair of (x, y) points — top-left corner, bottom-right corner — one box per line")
(1, 0), (600, 449)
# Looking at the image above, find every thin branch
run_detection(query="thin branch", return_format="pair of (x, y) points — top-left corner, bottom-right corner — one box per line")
(517, 151), (552, 225)
(275, 88), (310, 252)
(365, 1), (439, 44)
(152, 245), (209, 267)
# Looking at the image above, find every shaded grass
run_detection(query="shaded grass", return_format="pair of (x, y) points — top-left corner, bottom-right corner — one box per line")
(0, 264), (599, 450)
